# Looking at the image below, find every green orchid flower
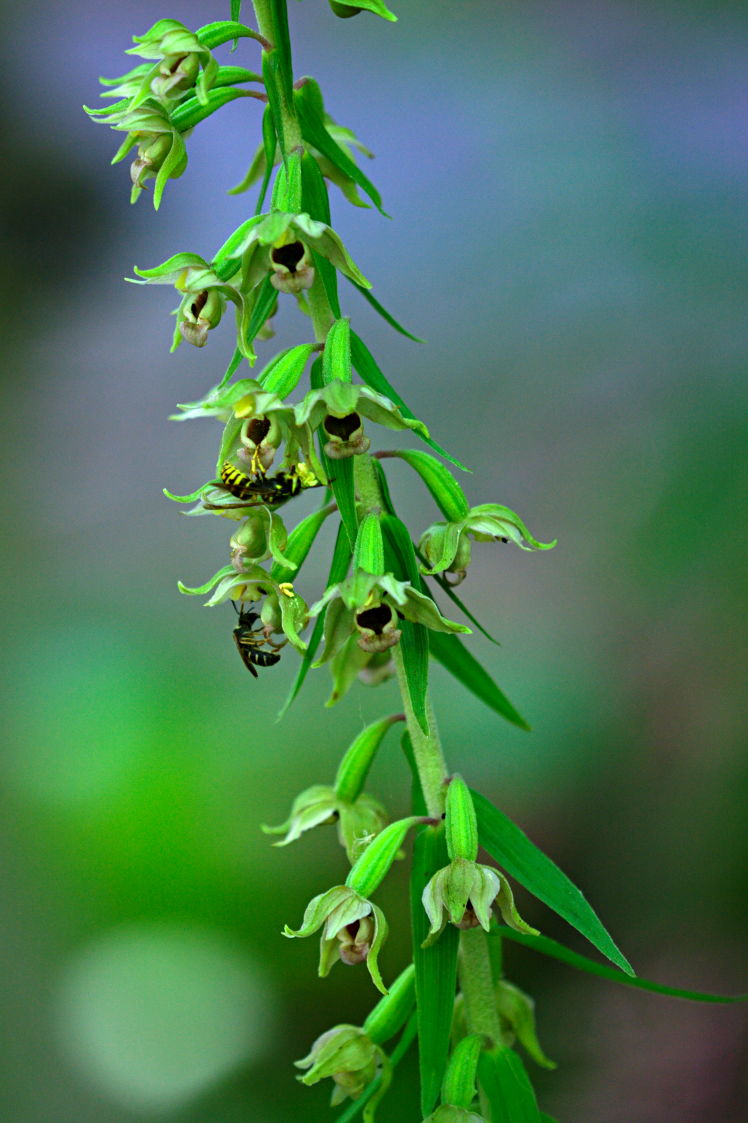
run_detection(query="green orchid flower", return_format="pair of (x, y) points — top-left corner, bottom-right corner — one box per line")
(419, 503), (556, 585)
(421, 858), (538, 947)
(309, 570), (470, 663)
(295, 381), (428, 459)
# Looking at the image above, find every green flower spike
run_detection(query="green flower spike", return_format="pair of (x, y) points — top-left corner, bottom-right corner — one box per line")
(310, 571), (470, 663)
(422, 776), (538, 945)
(419, 504), (556, 585)
(283, 817), (422, 992)
(264, 715), (402, 861)
(295, 1024), (384, 1107)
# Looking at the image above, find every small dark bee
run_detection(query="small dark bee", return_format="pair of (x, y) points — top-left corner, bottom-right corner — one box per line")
(205, 461), (323, 511)
(232, 602), (285, 677)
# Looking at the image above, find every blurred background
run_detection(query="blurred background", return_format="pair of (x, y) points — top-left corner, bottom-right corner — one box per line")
(1, 0), (746, 1119)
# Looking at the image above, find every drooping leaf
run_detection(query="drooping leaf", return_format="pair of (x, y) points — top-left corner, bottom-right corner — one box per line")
(312, 355), (357, 547)
(477, 1047), (541, 1123)
(498, 926), (748, 1003)
(262, 50), (287, 164)
(350, 331), (468, 471)
(245, 274), (278, 357)
(419, 557), (501, 646)
(295, 79), (387, 215)
(393, 450), (469, 522)
(278, 521), (351, 718)
(269, 0), (294, 104)
(472, 790), (633, 975)
(411, 825), (459, 1117)
(429, 632), (529, 729)
(216, 346), (244, 391)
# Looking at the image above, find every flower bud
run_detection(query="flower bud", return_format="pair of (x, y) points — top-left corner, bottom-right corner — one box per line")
(445, 775), (479, 863)
(346, 816), (422, 899)
(441, 1035), (483, 1111)
(362, 963), (415, 1045)
(230, 514), (273, 569)
(151, 51), (200, 100)
(430, 1103), (480, 1121)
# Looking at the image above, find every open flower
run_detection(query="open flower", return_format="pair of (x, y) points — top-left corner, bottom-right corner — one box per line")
(263, 784), (388, 864)
(283, 885), (389, 992)
(422, 858), (538, 947)
(295, 381), (428, 460)
(310, 570), (470, 664)
(219, 210), (371, 296)
(419, 503), (556, 584)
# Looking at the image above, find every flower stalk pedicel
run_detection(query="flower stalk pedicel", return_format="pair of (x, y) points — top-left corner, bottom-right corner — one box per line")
(88, 1), (746, 1117)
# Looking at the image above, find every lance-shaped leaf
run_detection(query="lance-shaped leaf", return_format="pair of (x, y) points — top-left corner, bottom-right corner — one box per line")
(278, 522), (352, 717)
(350, 331), (467, 470)
(295, 78), (388, 215)
(471, 789), (633, 975)
(498, 926), (748, 1004)
(392, 450), (470, 523)
(347, 279), (425, 342)
(411, 826), (459, 1117)
(270, 501), (335, 585)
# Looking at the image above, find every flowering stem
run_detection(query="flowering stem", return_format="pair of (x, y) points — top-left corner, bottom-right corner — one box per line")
(458, 927), (501, 1043)
(251, 0), (303, 151)
(392, 647), (448, 820)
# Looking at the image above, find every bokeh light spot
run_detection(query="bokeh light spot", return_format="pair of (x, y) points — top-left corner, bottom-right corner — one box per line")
(55, 923), (275, 1114)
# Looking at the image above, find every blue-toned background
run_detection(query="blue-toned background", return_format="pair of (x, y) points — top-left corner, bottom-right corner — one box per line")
(1, 1), (746, 1119)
